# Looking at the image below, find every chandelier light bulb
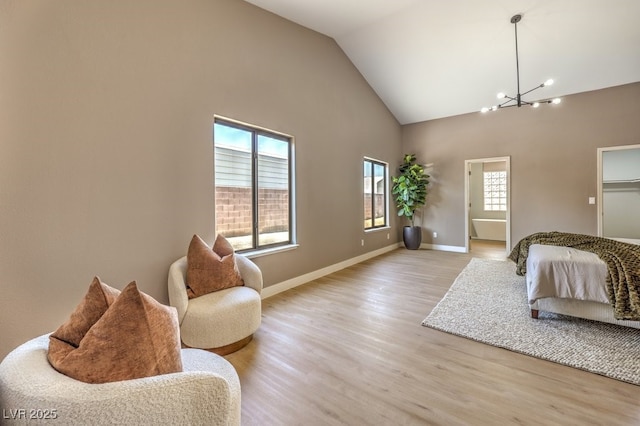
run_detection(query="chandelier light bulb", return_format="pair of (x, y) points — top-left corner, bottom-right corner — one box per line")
(481, 107), (489, 113)
(491, 106), (498, 111)
(544, 79), (554, 86)
(552, 98), (561, 104)
(532, 102), (540, 108)
(497, 92), (506, 99)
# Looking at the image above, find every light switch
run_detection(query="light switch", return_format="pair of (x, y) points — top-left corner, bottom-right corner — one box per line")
(588, 197), (596, 205)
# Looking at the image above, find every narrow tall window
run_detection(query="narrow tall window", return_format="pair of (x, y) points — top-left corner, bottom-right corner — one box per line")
(483, 171), (507, 211)
(364, 158), (388, 230)
(214, 118), (294, 251)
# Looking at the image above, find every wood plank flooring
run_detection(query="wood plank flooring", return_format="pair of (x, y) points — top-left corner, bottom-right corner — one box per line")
(225, 242), (640, 425)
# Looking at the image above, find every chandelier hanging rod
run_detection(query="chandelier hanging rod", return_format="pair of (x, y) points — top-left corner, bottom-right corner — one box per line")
(481, 14), (561, 113)
(513, 13), (522, 106)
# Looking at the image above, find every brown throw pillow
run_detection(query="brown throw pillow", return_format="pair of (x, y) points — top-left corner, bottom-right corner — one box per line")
(186, 234), (244, 298)
(48, 278), (182, 384)
(212, 233), (235, 257)
(48, 277), (121, 348)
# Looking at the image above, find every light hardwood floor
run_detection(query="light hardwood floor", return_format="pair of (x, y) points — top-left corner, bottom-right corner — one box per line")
(226, 242), (640, 425)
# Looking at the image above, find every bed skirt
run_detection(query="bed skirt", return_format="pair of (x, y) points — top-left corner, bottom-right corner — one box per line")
(531, 298), (640, 329)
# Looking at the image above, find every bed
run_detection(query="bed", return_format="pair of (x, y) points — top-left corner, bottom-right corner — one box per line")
(510, 233), (640, 329)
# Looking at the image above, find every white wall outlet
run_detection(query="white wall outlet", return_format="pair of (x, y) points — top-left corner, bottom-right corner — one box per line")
(361, 239), (364, 246)
(433, 231), (438, 238)
(387, 233), (390, 239)
(588, 197), (596, 205)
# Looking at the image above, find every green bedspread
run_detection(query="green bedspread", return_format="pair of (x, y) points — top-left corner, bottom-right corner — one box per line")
(508, 232), (640, 321)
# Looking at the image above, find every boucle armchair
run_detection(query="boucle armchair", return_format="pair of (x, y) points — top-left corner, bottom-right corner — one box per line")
(168, 254), (262, 355)
(0, 334), (240, 425)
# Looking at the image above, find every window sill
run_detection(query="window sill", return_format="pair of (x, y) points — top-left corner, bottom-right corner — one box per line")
(241, 243), (299, 259)
(364, 226), (391, 234)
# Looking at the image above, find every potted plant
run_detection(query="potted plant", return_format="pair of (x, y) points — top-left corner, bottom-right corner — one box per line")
(392, 154), (430, 250)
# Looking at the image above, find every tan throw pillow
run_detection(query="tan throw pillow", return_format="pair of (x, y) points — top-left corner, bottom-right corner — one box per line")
(48, 278), (182, 384)
(186, 234), (244, 299)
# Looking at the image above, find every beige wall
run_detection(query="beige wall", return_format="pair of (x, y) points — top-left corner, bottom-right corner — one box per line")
(403, 82), (640, 249)
(0, 0), (401, 358)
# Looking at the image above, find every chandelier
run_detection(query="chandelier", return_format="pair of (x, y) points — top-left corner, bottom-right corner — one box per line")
(481, 14), (561, 113)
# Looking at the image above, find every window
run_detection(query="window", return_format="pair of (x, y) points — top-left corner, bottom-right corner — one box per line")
(483, 171), (507, 211)
(214, 118), (294, 252)
(364, 158), (388, 230)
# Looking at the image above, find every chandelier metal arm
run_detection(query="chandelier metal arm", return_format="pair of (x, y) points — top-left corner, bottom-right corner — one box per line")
(498, 98), (535, 109)
(497, 103), (520, 109)
(497, 97), (517, 108)
(520, 83), (545, 97)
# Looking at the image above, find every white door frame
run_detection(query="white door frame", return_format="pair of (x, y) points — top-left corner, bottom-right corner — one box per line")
(464, 156), (511, 254)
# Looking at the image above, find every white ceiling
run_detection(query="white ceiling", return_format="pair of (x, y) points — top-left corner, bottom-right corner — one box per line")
(244, 0), (640, 124)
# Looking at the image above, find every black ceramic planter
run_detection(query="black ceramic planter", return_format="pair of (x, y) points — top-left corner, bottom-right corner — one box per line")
(403, 226), (422, 250)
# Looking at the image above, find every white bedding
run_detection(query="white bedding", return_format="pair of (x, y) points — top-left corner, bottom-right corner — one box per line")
(525, 244), (609, 305)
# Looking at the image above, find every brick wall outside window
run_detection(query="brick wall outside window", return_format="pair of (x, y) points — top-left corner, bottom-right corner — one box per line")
(215, 186), (289, 237)
(364, 194), (385, 219)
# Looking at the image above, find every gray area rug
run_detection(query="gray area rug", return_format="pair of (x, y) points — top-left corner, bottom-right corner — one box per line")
(422, 258), (640, 386)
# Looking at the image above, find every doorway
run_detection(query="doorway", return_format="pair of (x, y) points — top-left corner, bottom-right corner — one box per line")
(464, 156), (511, 255)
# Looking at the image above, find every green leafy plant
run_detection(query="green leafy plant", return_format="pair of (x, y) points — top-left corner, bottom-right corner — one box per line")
(391, 154), (430, 227)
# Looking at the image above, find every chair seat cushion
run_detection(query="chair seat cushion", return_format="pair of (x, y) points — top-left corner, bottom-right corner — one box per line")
(180, 286), (262, 349)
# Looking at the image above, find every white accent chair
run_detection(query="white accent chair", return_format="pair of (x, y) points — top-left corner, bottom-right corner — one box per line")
(0, 334), (241, 425)
(168, 254), (262, 355)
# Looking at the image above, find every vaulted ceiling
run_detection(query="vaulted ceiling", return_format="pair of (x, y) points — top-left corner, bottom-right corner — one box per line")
(244, 0), (640, 124)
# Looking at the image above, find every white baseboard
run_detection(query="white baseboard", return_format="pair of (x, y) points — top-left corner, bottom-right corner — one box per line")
(422, 243), (467, 253)
(261, 242), (467, 299)
(261, 243), (401, 299)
